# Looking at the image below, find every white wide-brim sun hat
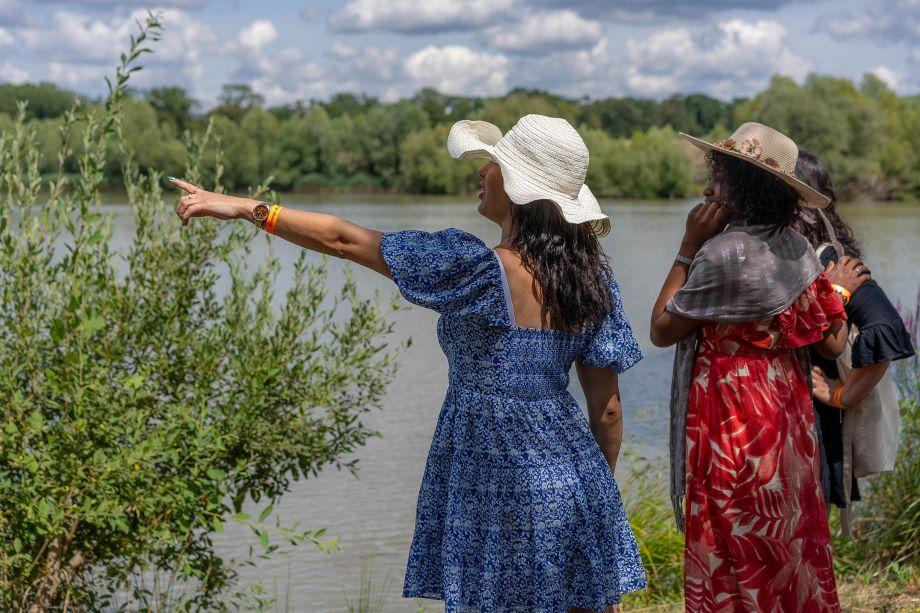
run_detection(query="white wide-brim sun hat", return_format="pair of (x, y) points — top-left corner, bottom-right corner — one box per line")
(447, 114), (607, 224)
(680, 121), (830, 209)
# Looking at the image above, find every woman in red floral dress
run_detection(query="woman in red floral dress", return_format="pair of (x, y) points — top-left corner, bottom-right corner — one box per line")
(650, 123), (850, 612)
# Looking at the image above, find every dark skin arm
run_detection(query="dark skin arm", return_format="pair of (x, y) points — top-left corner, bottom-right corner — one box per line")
(812, 253), (879, 405)
(649, 201), (728, 347)
(812, 362), (890, 409)
(812, 255), (870, 360)
(575, 362), (624, 476)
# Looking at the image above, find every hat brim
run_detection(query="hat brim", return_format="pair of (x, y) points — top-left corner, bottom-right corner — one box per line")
(447, 120), (503, 160)
(447, 120), (608, 224)
(680, 133), (830, 209)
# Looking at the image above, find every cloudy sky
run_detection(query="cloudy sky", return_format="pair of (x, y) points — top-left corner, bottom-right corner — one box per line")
(1, 0), (917, 107)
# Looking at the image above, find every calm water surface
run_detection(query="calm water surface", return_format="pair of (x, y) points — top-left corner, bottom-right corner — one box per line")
(110, 196), (919, 611)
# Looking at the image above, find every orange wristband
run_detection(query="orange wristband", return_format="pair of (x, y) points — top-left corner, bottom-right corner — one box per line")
(264, 204), (282, 235)
(831, 284), (850, 306)
(831, 385), (846, 409)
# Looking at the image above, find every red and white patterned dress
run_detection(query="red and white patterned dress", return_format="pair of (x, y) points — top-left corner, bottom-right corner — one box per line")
(684, 276), (845, 612)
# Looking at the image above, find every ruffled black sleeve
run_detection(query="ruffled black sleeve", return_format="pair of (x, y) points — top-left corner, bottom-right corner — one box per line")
(846, 279), (915, 368)
(817, 247), (915, 368)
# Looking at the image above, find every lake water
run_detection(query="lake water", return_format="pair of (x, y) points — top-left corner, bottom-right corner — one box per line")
(110, 196), (919, 611)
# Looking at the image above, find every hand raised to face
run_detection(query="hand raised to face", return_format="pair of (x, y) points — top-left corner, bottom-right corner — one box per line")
(681, 201), (729, 255)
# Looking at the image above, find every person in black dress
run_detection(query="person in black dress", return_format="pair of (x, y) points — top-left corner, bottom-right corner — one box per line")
(794, 150), (915, 513)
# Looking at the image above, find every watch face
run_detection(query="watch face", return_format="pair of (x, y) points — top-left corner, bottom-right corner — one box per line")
(253, 203), (270, 222)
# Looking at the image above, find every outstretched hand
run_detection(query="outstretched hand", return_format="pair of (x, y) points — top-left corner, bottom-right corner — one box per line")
(170, 177), (249, 226)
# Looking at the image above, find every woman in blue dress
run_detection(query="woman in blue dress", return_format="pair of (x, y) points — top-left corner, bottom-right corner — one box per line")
(170, 114), (646, 612)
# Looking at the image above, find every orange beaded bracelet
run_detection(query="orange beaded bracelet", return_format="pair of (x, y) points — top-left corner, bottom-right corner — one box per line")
(831, 385), (847, 409)
(264, 204), (283, 235)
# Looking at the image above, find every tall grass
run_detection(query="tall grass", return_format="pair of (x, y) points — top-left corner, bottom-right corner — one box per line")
(341, 554), (393, 613)
(618, 454), (684, 608)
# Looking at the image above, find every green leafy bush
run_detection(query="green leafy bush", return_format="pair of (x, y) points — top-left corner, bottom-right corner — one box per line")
(0, 16), (399, 610)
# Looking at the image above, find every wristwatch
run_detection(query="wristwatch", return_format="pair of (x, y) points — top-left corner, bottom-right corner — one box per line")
(251, 201), (272, 228)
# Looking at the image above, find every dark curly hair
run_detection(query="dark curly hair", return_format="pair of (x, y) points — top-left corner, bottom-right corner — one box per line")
(708, 151), (802, 227)
(508, 200), (612, 333)
(794, 149), (861, 257)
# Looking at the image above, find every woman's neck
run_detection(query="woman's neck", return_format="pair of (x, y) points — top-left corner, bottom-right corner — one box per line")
(498, 217), (514, 246)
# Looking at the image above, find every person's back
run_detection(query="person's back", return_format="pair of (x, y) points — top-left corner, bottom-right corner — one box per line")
(380, 115), (649, 611)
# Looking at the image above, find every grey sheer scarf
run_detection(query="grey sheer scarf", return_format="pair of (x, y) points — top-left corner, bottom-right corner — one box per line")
(666, 224), (823, 531)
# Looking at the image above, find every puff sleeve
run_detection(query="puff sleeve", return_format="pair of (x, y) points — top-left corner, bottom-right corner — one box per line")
(818, 248), (915, 368)
(579, 276), (643, 373)
(379, 227), (506, 320)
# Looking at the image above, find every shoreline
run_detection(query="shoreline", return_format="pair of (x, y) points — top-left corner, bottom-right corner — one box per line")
(88, 188), (920, 207)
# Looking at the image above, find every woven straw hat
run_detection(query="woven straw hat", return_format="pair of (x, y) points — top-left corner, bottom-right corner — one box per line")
(680, 122), (829, 209)
(447, 114), (607, 224)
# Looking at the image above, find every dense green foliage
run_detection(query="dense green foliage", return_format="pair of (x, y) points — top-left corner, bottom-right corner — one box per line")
(3, 73), (917, 201)
(735, 75), (920, 201)
(0, 17), (399, 610)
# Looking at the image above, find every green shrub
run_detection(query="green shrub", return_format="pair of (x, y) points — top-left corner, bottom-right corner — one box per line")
(0, 15), (399, 610)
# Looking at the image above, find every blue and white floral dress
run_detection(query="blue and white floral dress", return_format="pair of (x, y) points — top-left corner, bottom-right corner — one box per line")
(380, 227), (646, 612)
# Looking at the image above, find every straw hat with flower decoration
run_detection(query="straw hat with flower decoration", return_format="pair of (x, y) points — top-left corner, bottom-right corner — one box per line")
(680, 122), (830, 209)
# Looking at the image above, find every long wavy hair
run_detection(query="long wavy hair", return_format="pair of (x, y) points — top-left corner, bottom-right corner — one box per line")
(507, 200), (612, 333)
(794, 149), (862, 257)
(708, 151), (801, 227)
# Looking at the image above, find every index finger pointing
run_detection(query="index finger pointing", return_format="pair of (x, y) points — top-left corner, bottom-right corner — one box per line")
(168, 177), (200, 194)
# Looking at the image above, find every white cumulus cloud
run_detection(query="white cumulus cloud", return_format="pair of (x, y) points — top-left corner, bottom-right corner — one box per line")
(404, 45), (508, 96)
(0, 61), (29, 83)
(326, 41), (358, 60)
(625, 19), (810, 98)
(238, 19), (277, 51)
(330, 0), (515, 34)
(13, 9), (217, 97)
(18, 11), (132, 64)
(510, 37), (623, 96)
(819, 0), (919, 45)
(871, 65), (908, 92)
(483, 9), (604, 54)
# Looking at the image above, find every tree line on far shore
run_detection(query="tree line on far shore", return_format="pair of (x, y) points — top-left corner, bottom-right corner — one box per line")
(1, 74), (917, 201)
